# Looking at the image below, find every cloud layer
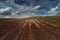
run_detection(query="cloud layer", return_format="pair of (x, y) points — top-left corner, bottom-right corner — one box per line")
(0, 0), (60, 18)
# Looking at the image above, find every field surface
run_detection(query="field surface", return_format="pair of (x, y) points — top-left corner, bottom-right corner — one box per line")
(0, 16), (60, 40)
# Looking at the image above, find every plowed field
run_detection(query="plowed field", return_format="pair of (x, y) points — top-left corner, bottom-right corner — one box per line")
(0, 16), (60, 40)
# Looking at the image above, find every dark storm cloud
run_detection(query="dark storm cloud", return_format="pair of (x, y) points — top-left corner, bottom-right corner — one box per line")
(0, 0), (60, 18)
(14, 0), (60, 15)
(15, 0), (60, 9)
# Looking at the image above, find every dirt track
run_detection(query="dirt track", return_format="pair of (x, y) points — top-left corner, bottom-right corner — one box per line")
(0, 17), (60, 40)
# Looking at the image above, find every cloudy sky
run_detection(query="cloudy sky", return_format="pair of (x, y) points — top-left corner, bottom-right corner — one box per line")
(0, 0), (60, 18)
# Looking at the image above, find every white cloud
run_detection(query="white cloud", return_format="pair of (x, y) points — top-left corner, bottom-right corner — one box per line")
(45, 3), (60, 16)
(33, 5), (41, 10)
(0, 7), (11, 13)
(11, 13), (15, 15)
(32, 13), (35, 14)
(5, 16), (10, 18)
(50, 7), (58, 11)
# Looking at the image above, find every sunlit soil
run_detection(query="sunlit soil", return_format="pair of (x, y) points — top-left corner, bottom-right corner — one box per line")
(0, 16), (60, 40)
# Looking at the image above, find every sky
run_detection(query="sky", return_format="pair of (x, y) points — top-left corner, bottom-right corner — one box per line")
(0, 0), (60, 18)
